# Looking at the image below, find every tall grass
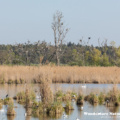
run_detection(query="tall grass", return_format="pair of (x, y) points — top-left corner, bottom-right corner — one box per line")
(0, 65), (120, 83)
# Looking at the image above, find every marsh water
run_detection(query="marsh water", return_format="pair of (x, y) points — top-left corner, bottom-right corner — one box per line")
(0, 84), (120, 120)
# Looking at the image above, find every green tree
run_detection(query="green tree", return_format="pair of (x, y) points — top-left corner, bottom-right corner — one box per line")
(0, 50), (8, 64)
(101, 53), (110, 66)
(92, 49), (101, 65)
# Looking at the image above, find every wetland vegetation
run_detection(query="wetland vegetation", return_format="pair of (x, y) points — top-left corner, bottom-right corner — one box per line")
(0, 66), (120, 84)
(0, 80), (120, 120)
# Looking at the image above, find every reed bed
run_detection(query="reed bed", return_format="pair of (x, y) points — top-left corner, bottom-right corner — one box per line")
(0, 65), (120, 84)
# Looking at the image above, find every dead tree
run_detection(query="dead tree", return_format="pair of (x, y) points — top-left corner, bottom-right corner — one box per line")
(52, 11), (69, 66)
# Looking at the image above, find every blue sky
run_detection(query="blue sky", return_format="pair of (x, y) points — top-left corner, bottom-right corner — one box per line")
(0, 0), (120, 46)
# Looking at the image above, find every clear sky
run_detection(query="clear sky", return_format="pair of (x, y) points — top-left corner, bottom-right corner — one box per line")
(0, 0), (120, 46)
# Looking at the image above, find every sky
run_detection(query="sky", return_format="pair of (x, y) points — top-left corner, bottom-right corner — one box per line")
(0, 0), (120, 46)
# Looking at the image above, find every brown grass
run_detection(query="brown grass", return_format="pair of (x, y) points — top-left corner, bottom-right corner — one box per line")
(0, 65), (120, 83)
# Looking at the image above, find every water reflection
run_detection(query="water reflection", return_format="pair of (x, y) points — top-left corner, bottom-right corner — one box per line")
(25, 116), (31, 120)
(108, 106), (119, 113)
(0, 84), (120, 120)
(7, 116), (15, 120)
(65, 110), (73, 115)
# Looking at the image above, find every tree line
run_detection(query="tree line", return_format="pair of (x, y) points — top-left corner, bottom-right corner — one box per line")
(0, 40), (120, 66)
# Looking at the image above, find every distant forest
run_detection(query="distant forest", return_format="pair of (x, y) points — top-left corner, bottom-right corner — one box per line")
(0, 40), (120, 67)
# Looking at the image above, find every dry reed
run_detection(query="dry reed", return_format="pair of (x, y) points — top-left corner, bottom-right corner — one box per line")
(0, 65), (120, 84)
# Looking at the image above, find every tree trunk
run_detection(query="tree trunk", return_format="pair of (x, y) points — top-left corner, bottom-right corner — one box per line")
(56, 47), (59, 66)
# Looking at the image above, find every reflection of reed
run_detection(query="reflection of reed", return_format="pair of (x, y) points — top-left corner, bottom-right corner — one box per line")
(7, 116), (15, 120)
(77, 105), (83, 119)
(38, 114), (49, 120)
(26, 108), (32, 116)
(48, 113), (62, 119)
(65, 110), (73, 115)
(109, 106), (119, 113)
(108, 106), (119, 119)
(25, 116), (31, 120)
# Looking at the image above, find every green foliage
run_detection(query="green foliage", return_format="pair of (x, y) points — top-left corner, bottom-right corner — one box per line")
(0, 41), (120, 66)
(65, 101), (73, 110)
(89, 93), (98, 104)
(101, 53), (110, 66)
(55, 90), (63, 98)
(98, 92), (105, 103)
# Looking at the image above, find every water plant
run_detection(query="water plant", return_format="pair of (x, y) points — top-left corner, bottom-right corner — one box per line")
(47, 101), (64, 114)
(98, 92), (105, 103)
(64, 101), (74, 110)
(71, 91), (77, 100)
(84, 95), (90, 101)
(54, 90), (63, 101)
(0, 73), (5, 84)
(20, 78), (25, 84)
(8, 79), (14, 84)
(4, 98), (13, 105)
(105, 84), (120, 107)
(77, 94), (84, 105)
(88, 93), (98, 104)
(0, 66), (120, 84)
(7, 98), (16, 116)
(40, 78), (53, 108)
(15, 79), (21, 84)
(62, 92), (72, 101)
(0, 79), (5, 84)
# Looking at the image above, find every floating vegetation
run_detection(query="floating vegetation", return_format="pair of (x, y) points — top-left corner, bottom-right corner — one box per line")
(98, 92), (105, 103)
(71, 92), (77, 100)
(64, 101), (74, 110)
(55, 90), (63, 101)
(15, 78), (25, 84)
(15, 79), (21, 84)
(0, 79), (5, 84)
(7, 98), (16, 116)
(13, 89), (36, 106)
(8, 79), (14, 84)
(77, 94), (84, 105)
(20, 78), (25, 84)
(88, 93), (98, 104)
(14, 91), (25, 100)
(47, 101), (64, 115)
(4, 97), (13, 105)
(62, 93), (71, 101)
(0, 73), (5, 84)
(105, 84), (120, 107)
(84, 95), (90, 101)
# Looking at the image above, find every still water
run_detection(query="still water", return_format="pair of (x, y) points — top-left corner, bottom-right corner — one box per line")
(0, 84), (120, 120)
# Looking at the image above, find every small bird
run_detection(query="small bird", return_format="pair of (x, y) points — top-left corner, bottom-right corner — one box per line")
(24, 113), (27, 117)
(82, 84), (86, 88)
(73, 95), (76, 97)
(6, 94), (9, 98)
(76, 118), (79, 120)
